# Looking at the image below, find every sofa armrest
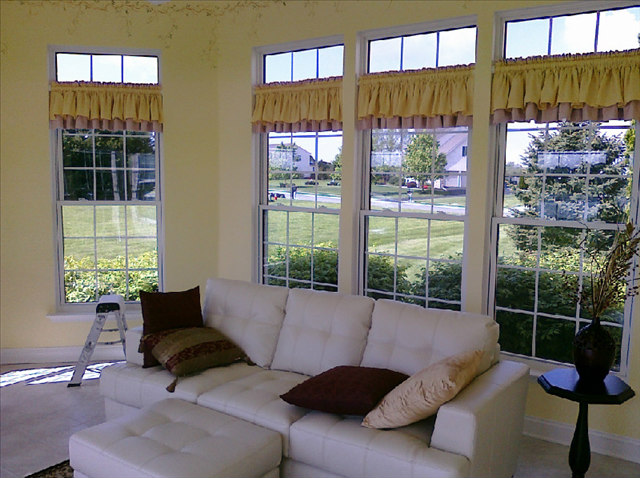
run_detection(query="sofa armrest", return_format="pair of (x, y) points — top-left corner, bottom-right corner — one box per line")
(430, 360), (529, 478)
(125, 326), (144, 366)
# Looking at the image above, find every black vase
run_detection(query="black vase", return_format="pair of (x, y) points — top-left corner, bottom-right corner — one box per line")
(572, 319), (615, 384)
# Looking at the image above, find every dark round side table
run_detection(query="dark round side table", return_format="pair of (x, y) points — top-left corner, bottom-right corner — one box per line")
(537, 368), (635, 478)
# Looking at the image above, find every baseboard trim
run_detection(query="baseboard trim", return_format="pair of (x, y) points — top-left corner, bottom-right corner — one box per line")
(1, 345), (125, 365)
(524, 415), (640, 464)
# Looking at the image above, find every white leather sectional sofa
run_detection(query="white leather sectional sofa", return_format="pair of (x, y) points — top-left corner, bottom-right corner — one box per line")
(99, 277), (530, 478)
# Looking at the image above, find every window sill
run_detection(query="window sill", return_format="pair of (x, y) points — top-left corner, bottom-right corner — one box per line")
(500, 352), (629, 382)
(47, 309), (143, 323)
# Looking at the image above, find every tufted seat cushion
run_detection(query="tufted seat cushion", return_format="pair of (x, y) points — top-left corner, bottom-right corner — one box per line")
(99, 361), (260, 411)
(271, 288), (375, 376)
(196, 369), (309, 456)
(69, 398), (282, 478)
(288, 411), (469, 478)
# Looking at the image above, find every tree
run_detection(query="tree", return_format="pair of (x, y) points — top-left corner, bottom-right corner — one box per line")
(372, 130), (404, 152)
(510, 122), (629, 251)
(62, 130), (155, 200)
(316, 160), (333, 180)
(331, 148), (342, 181)
(403, 133), (447, 188)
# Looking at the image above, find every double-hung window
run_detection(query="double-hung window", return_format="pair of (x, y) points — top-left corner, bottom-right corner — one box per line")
(491, 5), (640, 372)
(257, 42), (344, 291)
(51, 48), (162, 307)
(360, 23), (476, 310)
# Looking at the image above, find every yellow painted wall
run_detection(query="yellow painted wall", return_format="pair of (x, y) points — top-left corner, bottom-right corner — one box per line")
(1, 0), (638, 442)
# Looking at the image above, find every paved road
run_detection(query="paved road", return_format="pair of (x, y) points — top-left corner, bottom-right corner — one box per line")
(270, 190), (466, 215)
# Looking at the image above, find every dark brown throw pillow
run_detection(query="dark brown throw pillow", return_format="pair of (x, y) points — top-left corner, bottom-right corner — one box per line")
(140, 327), (247, 391)
(280, 365), (409, 416)
(139, 287), (204, 367)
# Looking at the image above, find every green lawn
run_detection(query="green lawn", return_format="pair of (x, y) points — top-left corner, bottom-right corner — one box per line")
(62, 204), (158, 261)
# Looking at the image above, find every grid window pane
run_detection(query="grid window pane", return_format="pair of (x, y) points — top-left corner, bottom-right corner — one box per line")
(123, 56), (159, 83)
(64, 238), (95, 265)
(127, 206), (157, 237)
(262, 210), (338, 290)
(438, 27), (476, 66)
(550, 13), (597, 56)
(92, 55), (122, 83)
(95, 205), (125, 237)
(318, 45), (344, 78)
(63, 170), (94, 201)
(496, 310), (534, 356)
(598, 7), (640, 52)
(293, 49), (317, 81)
(364, 214), (464, 308)
(369, 128), (468, 214)
(128, 238), (157, 263)
(62, 206), (93, 237)
(505, 19), (550, 58)
(264, 52), (292, 82)
(57, 53), (91, 81)
(429, 260), (461, 304)
(369, 37), (401, 73)
(403, 33), (437, 70)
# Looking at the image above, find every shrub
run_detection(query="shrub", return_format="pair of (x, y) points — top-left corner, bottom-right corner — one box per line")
(64, 251), (158, 303)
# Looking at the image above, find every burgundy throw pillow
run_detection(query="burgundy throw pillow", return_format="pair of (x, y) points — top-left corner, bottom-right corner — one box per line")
(139, 287), (204, 367)
(280, 365), (409, 416)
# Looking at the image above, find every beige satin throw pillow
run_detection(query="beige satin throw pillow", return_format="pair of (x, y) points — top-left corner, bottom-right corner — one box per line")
(362, 349), (483, 429)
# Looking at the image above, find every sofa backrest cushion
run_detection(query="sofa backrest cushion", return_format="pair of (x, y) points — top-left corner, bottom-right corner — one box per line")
(202, 277), (289, 368)
(360, 299), (499, 376)
(271, 288), (375, 376)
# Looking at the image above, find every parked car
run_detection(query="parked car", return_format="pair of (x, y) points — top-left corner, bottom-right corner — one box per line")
(269, 192), (285, 201)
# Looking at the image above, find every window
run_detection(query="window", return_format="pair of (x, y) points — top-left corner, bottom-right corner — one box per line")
(368, 25), (476, 72)
(492, 5), (639, 371)
(52, 48), (162, 306)
(259, 43), (344, 291)
(361, 24), (476, 309)
(55, 52), (159, 83)
(504, 6), (640, 59)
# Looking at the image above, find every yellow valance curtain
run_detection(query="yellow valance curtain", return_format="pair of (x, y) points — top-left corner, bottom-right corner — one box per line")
(491, 49), (640, 124)
(49, 82), (163, 132)
(252, 77), (342, 133)
(357, 65), (474, 129)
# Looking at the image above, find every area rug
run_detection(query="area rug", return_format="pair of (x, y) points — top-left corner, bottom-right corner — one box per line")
(24, 460), (73, 478)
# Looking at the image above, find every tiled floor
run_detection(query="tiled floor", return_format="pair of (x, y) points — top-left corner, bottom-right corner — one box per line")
(1, 362), (639, 478)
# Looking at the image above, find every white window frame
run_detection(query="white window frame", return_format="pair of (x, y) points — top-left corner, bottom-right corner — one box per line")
(356, 18), (477, 308)
(49, 45), (164, 314)
(253, 36), (344, 289)
(490, 1), (640, 376)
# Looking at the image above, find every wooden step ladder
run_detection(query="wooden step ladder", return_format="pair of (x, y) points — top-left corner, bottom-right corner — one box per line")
(68, 294), (127, 387)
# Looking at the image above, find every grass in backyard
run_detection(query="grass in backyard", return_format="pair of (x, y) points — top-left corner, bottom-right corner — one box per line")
(62, 204), (158, 261)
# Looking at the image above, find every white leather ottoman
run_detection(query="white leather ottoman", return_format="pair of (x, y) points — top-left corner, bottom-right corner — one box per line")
(69, 398), (282, 478)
